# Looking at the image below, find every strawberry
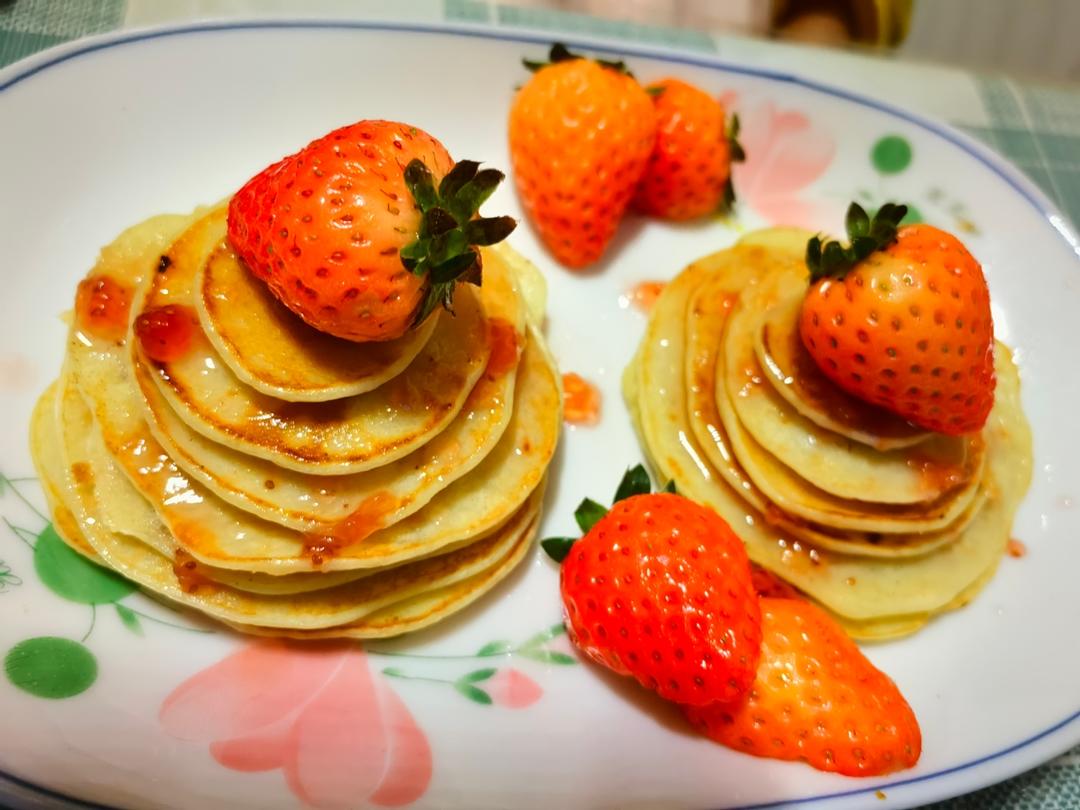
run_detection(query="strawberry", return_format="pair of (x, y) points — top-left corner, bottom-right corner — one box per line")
(228, 120), (516, 342)
(633, 78), (744, 220)
(542, 467), (762, 707)
(684, 597), (922, 777)
(800, 203), (995, 434)
(509, 44), (657, 268)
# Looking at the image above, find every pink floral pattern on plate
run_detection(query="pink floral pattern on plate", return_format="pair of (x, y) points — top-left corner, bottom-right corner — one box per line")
(160, 641), (431, 809)
(729, 97), (837, 229)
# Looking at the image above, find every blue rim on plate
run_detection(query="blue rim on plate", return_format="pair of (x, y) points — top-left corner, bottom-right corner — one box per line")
(1, 20), (1078, 810)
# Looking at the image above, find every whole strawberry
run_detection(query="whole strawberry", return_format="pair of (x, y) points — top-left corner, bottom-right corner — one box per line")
(228, 120), (515, 342)
(633, 78), (744, 220)
(509, 44), (656, 268)
(685, 597), (922, 776)
(800, 203), (994, 434)
(543, 467), (762, 707)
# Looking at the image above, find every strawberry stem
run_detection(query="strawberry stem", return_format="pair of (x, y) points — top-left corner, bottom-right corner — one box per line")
(522, 42), (632, 76)
(722, 112), (746, 210)
(806, 202), (908, 281)
(401, 158), (516, 326)
(540, 464), (676, 564)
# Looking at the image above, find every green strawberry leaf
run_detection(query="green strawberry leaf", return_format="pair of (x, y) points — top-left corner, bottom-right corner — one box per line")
(458, 668), (497, 684)
(523, 42), (631, 76)
(451, 169), (505, 221)
(403, 160), (438, 212)
(613, 464), (652, 503)
(663, 479), (678, 494)
(424, 207), (459, 238)
(540, 536), (576, 563)
(806, 201), (908, 280)
(574, 498), (607, 534)
(402, 158), (515, 329)
(114, 604), (143, 636)
(645, 85), (666, 98)
(476, 639), (513, 657)
(464, 216), (517, 247)
(429, 251), (478, 286)
(846, 202), (870, 238)
(438, 160), (480, 201)
(454, 682), (493, 705)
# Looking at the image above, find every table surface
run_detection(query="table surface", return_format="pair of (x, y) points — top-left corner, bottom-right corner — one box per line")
(1, 1), (1077, 809)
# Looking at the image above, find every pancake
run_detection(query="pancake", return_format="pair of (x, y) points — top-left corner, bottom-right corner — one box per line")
(693, 274), (985, 534)
(757, 292), (931, 451)
(226, 506), (540, 640)
(134, 207), (515, 475)
(627, 232), (1032, 627)
(721, 257), (976, 506)
(56, 378), (370, 595)
(80, 335), (554, 573)
(196, 237), (441, 402)
(44, 375), (544, 632)
(135, 320), (522, 532)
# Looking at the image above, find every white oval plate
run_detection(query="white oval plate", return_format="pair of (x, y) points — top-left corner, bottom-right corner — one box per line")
(1, 20), (1078, 810)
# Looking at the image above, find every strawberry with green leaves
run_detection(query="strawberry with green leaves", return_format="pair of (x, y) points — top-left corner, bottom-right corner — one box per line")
(800, 203), (995, 434)
(509, 44), (657, 269)
(543, 466), (762, 707)
(228, 120), (515, 343)
(633, 78), (745, 220)
(685, 597), (922, 776)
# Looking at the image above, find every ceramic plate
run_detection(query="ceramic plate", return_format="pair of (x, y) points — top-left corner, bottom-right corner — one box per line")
(1, 20), (1078, 810)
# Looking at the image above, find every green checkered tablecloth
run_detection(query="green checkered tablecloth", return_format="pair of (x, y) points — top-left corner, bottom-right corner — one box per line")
(1, 1), (1078, 808)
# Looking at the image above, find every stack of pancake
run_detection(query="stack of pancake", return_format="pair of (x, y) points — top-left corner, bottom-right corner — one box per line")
(625, 228), (1032, 640)
(33, 206), (561, 638)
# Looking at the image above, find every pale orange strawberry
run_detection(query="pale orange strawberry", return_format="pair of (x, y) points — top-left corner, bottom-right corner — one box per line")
(684, 597), (922, 777)
(800, 203), (994, 434)
(509, 44), (656, 268)
(633, 78), (744, 220)
(543, 467), (762, 707)
(228, 120), (515, 342)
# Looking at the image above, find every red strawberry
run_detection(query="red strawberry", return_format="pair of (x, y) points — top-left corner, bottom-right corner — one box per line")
(800, 203), (994, 434)
(509, 44), (656, 268)
(684, 597), (922, 777)
(633, 78), (744, 220)
(544, 467), (762, 707)
(228, 120), (515, 342)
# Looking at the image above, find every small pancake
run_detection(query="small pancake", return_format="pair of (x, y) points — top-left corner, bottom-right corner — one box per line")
(757, 293), (931, 451)
(44, 382), (543, 632)
(127, 332), (550, 549)
(721, 258), (975, 506)
(628, 231), (1032, 627)
(135, 208), (511, 475)
(197, 238), (440, 402)
(136, 326), (525, 532)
